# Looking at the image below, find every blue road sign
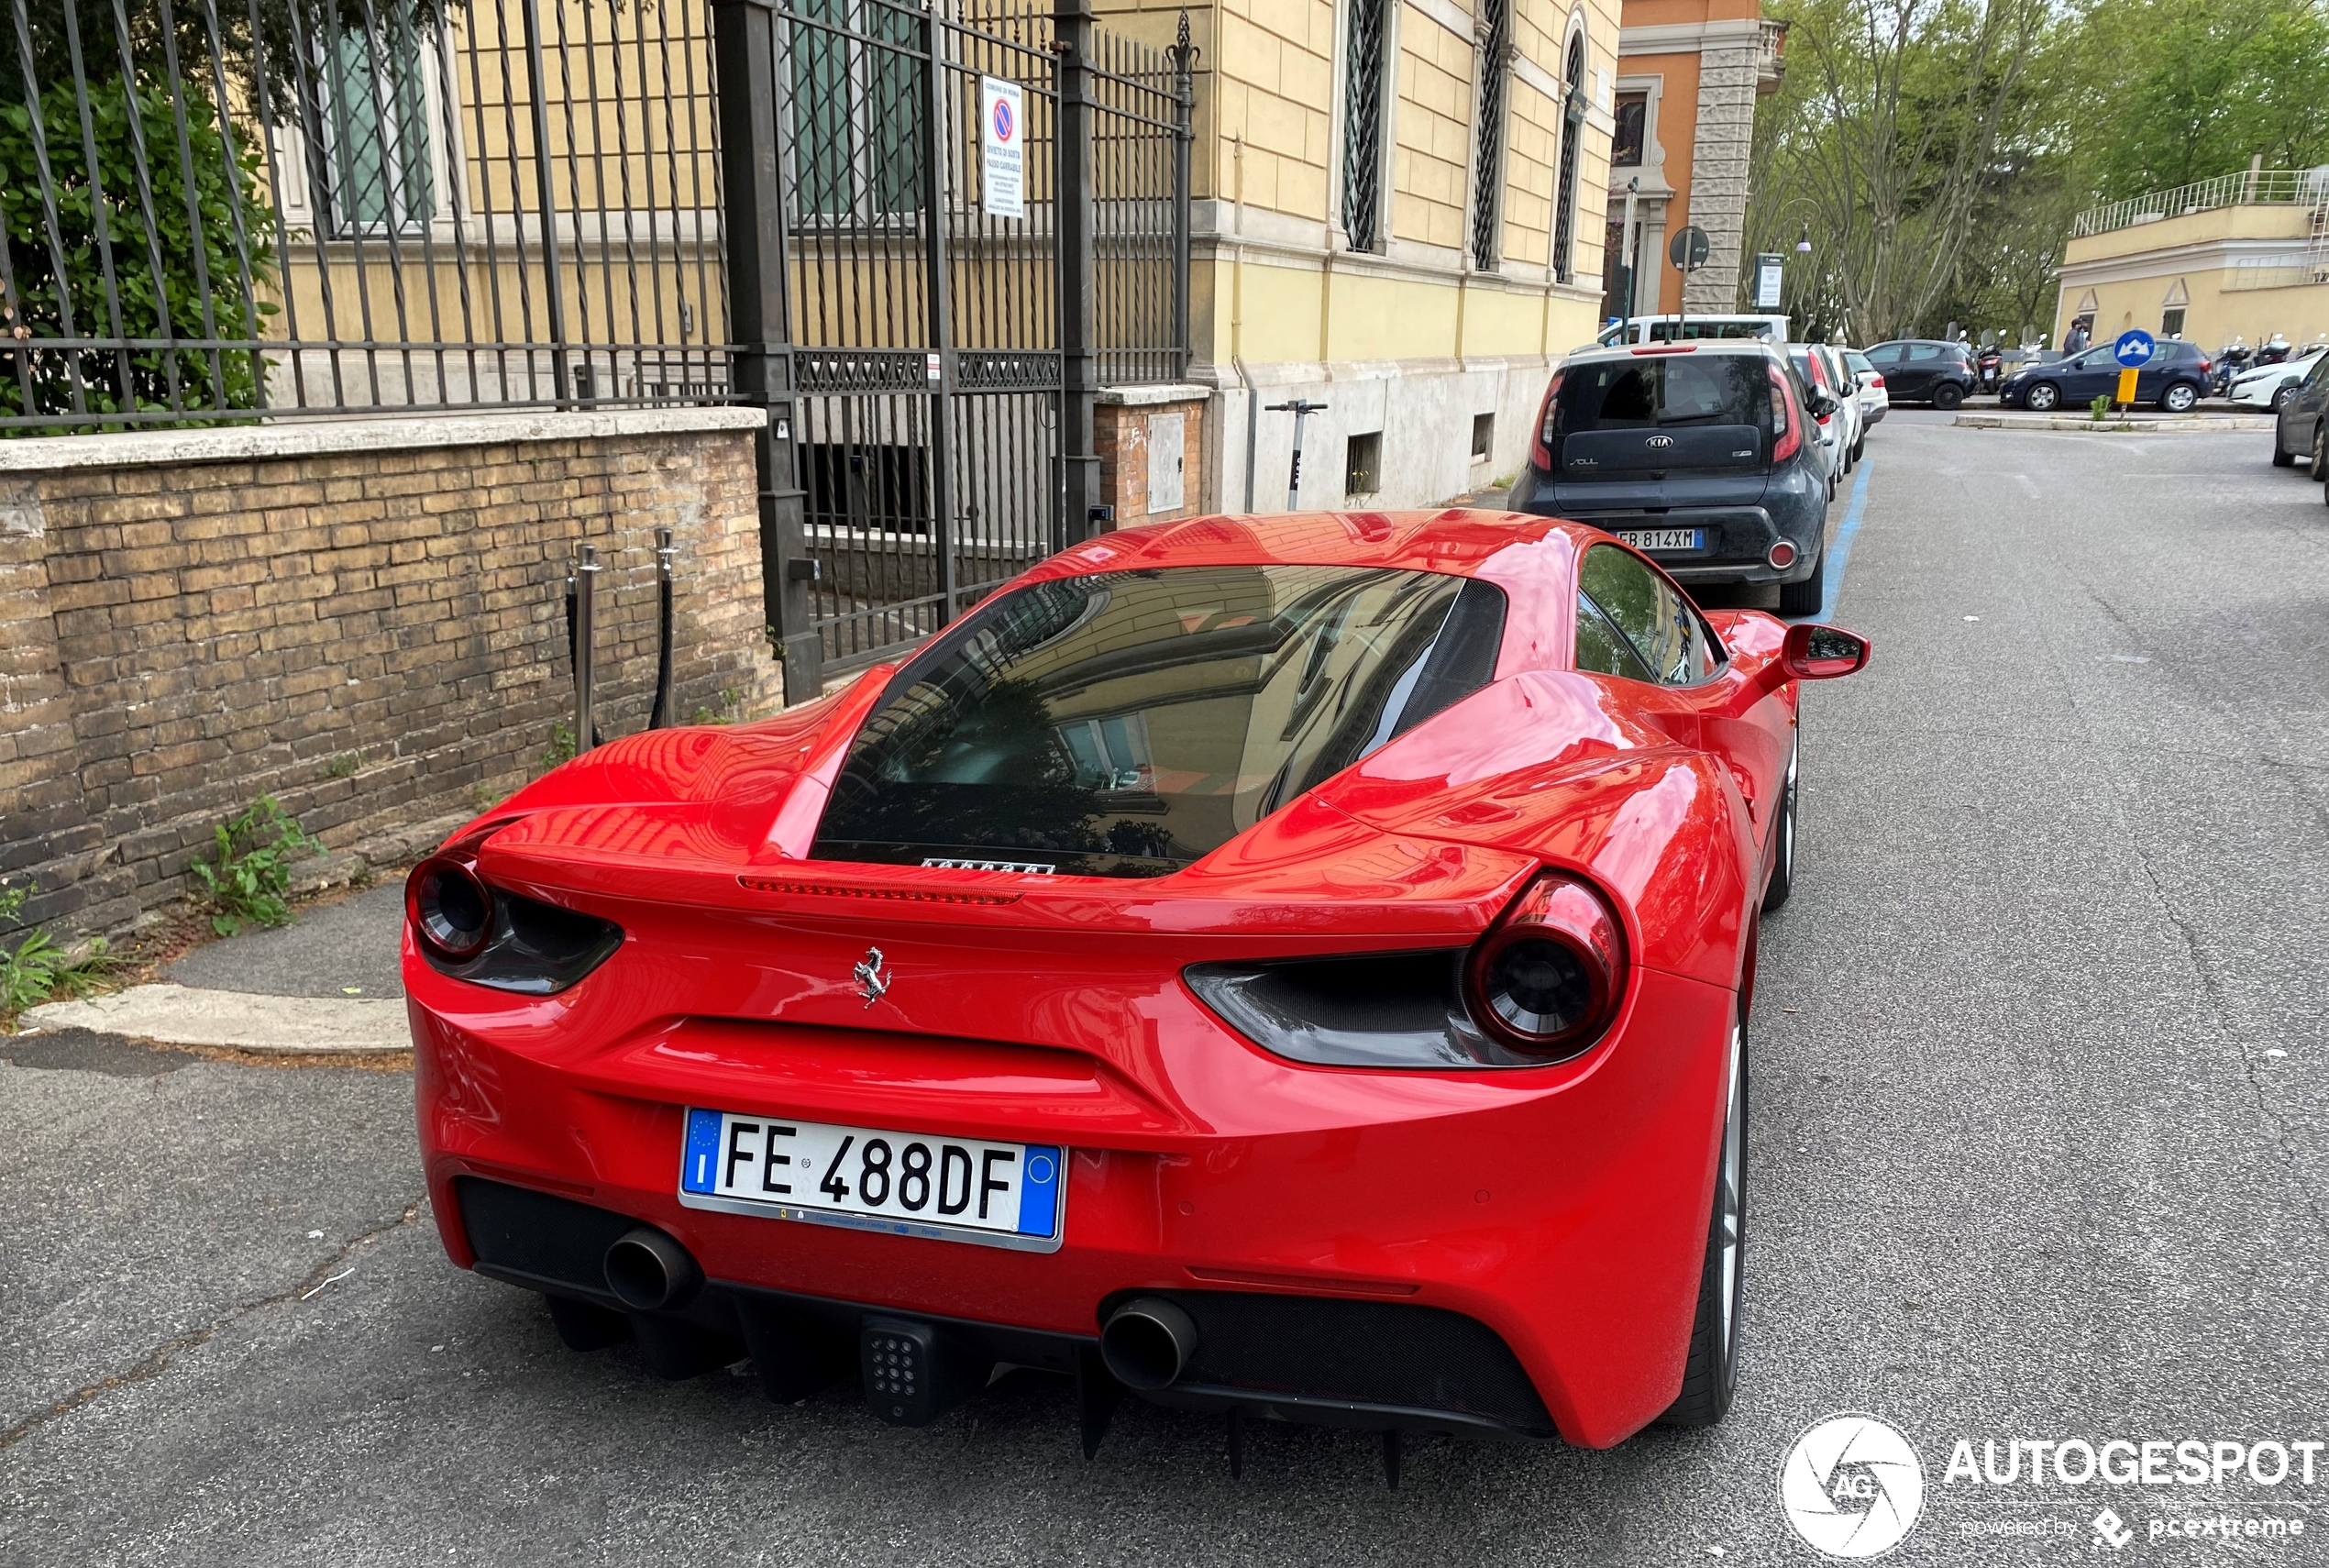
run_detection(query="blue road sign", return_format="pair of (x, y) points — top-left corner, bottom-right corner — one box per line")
(2113, 330), (2156, 368)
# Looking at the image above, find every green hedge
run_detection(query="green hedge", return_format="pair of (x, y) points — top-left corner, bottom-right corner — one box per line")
(0, 75), (279, 433)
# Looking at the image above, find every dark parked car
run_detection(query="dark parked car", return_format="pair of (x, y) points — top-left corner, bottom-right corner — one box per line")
(2271, 348), (2329, 472)
(1862, 340), (1980, 409)
(1509, 341), (1836, 615)
(1999, 339), (2212, 414)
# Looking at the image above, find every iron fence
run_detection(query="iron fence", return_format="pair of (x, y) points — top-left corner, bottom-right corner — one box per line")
(1, 0), (739, 431)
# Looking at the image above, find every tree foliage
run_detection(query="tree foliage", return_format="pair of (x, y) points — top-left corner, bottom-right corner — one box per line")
(0, 75), (279, 428)
(1744, 0), (2329, 344)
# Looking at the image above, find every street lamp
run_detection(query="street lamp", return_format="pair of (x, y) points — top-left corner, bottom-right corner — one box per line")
(1795, 223), (1812, 254)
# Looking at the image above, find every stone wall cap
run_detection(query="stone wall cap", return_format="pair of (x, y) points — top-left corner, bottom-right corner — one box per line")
(1096, 382), (1214, 407)
(0, 404), (767, 473)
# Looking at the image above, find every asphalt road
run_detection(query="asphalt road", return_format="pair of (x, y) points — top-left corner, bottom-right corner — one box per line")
(4, 413), (2325, 1566)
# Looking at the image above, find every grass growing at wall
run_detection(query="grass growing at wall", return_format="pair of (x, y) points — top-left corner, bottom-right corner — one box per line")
(188, 797), (314, 936)
(0, 880), (113, 1027)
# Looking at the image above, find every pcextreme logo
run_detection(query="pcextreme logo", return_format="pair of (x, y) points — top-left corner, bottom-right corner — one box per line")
(1780, 1412), (1927, 1559)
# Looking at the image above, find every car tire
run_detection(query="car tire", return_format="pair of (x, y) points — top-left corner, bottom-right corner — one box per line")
(1761, 730), (1798, 914)
(2025, 381), (2061, 413)
(1932, 382), (1965, 411)
(2160, 381), (2199, 414)
(2312, 423), (2327, 481)
(2274, 384), (2298, 412)
(1849, 435), (1866, 462)
(2273, 432), (2298, 466)
(1777, 545), (1826, 618)
(1661, 1010), (1746, 1429)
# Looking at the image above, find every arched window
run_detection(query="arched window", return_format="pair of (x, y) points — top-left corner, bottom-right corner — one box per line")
(1551, 32), (1586, 283)
(1468, 0), (1513, 271)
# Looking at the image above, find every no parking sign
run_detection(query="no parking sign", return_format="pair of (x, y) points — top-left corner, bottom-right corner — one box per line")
(980, 77), (1024, 220)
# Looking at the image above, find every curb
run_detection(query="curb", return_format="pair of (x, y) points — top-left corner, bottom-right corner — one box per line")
(1954, 413), (2275, 433)
(22, 984), (409, 1054)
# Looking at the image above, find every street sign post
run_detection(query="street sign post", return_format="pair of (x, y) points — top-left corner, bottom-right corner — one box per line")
(1669, 225), (1711, 337)
(2112, 329), (2154, 409)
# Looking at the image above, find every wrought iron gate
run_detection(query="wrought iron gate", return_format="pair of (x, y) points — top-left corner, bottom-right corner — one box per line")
(712, 0), (1191, 701)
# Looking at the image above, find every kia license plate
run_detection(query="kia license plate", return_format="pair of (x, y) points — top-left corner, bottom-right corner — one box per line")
(1616, 527), (1706, 552)
(678, 1108), (1065, 1253)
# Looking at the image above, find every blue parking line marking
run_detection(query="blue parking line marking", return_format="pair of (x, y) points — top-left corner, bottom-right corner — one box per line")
(1017, 1145), (1062, 1237)
(1808, 456), (1873, 623)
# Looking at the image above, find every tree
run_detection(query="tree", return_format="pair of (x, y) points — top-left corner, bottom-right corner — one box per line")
(1745, 0), (2060, 345)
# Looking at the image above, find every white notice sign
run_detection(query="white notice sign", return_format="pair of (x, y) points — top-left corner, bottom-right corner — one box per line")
(1755, 255), (1784, 310)
(980, 77), (1025, 220)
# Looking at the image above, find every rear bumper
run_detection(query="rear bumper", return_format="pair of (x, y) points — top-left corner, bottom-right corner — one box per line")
(409, 939), (1738, 1449)
(1510, 494), (1825, 586)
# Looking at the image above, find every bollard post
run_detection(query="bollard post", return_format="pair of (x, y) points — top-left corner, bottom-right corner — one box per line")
(649, 527), (677, 730)
(573, 543), (599, 752)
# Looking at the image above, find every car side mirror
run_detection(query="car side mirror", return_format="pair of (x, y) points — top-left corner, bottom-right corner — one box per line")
(1804, 389), (1838, 418)
(1783, 623), (1871, 679)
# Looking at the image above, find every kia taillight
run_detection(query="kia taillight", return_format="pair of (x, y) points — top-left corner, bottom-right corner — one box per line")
(1529, 370), (1565, 471)
(1769, 368), (1800, 462)
(1461, 872), (1628, 1058)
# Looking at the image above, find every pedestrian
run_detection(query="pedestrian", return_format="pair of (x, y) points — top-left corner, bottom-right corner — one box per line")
(2063, 318), (2091, 354)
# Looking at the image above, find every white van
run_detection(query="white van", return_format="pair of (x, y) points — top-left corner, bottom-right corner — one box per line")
(1595, 314), (1792, 348)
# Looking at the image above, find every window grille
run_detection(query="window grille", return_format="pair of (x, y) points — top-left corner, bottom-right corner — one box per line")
(300, 11), (436, 237)
(1341, 0), (1388, 251)
(1468, 0), (1510, 271)
(789, 0), (926, 224)
(1551, 35), (1585, 283)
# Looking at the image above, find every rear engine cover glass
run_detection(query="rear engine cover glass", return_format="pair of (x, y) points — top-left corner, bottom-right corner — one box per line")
(813, 566), (1507, 878)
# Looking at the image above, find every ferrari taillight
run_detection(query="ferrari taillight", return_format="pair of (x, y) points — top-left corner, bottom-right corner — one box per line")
(1769, 369), (1800, 462)
(409, 856), (494, 960)
(1529, 370), (1564, 471)
(1463, 872), (1628, 1058)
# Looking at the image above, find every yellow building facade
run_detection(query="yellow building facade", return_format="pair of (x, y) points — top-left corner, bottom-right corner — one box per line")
(1104, 0), (1623, 510)
(2056, 173), (2329, 355)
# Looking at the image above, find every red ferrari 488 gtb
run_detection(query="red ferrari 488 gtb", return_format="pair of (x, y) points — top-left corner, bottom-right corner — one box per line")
(405, 509), (1868, 1459)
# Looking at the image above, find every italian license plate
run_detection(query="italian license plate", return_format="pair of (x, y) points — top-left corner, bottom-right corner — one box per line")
(677, 1108), (1065, 1253)
(1616, 527), (1706, 551)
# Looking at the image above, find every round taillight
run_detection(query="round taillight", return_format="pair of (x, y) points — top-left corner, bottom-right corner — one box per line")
(1768, 539), (1799, 569)
(1464, 873), (1627, 1057)
(408, 856), (493, 960)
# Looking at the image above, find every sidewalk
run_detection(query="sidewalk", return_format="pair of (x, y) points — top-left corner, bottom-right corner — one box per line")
(22, 883), (412, 1055)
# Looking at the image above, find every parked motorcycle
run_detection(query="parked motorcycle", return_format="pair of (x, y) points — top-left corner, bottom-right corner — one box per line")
(2211, 339), (2251, 399)
(1977, 348), (2004, 392)
(2255, 334), (2293, 369)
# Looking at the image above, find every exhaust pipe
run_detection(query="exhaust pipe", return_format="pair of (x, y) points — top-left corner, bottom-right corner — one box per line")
(1099, 1297), (1198, 1391)
(603, 1225), (701, 1312)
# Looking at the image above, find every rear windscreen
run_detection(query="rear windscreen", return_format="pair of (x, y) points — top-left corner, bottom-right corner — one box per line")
(1645, 319), (1774, 342)
(1553, 355), (1773, 436)
(813, 566), (1507, 878)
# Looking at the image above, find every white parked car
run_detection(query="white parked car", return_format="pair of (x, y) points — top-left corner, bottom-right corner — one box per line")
(2231, 349), (2328, 410)
(1843, 348), (1890, 432)
(1595, 313), (1793, 347)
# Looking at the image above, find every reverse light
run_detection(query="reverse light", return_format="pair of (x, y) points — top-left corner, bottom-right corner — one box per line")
(1463, 872), (1628, 1058)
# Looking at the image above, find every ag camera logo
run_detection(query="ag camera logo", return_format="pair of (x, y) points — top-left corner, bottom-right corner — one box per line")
(1780, 1413), (1926, 1559)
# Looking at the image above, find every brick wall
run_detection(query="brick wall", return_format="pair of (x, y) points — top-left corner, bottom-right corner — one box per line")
(1095, 388), (1210, 528)
(0, 409), (778, 937)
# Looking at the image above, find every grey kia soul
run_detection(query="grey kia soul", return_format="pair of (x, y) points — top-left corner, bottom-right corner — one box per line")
(1507, 341), (1835, 616)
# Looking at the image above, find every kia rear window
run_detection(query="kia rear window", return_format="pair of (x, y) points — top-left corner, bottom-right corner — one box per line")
(1551, 356), (1772, 435)
(812, 566), (1507, 878)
